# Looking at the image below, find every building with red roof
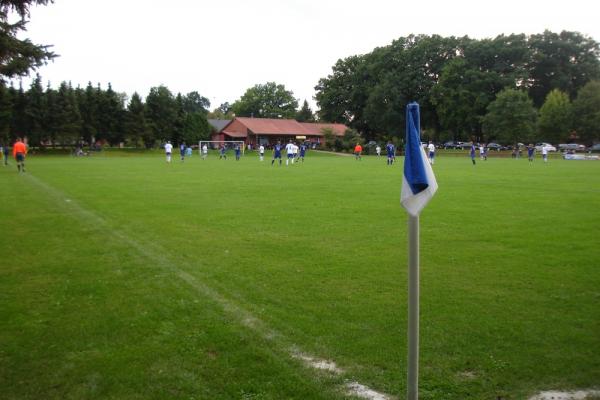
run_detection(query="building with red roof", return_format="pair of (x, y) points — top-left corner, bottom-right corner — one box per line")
(211, 117), (348, 146)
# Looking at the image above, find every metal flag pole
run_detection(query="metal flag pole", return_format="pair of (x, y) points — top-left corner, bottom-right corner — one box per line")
(407, 214), (419, 400)
(402, 102), (437, 400)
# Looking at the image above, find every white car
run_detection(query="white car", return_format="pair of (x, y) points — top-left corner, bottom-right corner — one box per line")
(535, 143), (557, 152)
(559, 143), (586, 151)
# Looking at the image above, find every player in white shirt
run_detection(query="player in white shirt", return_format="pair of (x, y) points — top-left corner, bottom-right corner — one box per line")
(542, 146), (548, 163)
(427, 141), (435, 165)
(285, 140), (295, 165)
(292, 143), (299, 163)
(376, 145), (381, 157)
(479, 144), (486, 160)
(202, 144), (208, 159)
(164, 141), (173, 163)
(259, 144), (265, 161)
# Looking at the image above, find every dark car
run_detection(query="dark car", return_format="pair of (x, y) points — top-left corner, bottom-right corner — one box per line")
(589, 144), (600, 152)
(456, 142), (472, 149)
(486, 143), (503, 151)
(443, 141), (457, 149)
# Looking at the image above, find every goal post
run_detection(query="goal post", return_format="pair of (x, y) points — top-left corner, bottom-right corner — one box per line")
(198, 141), (246, 156)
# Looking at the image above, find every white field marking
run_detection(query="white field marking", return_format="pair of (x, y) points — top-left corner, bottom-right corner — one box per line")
(291, 351), (344, 374)
(23, 173), (394, 400)
(290, 350), (394, 400)
(346, 382), (393, 400)
(529, 390), (600, 400)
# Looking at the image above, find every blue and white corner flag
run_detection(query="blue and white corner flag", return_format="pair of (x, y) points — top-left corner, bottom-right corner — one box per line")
(401, 102), (438, 216)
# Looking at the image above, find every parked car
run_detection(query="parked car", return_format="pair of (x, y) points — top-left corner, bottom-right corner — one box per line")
(443, 141), (458, 149)
(486, 142), (504, 151)
(456, 142), (473, 149)
(589, 144), (600, 152)
(558, 143), (586, 151)
(535, 143), (557, 152)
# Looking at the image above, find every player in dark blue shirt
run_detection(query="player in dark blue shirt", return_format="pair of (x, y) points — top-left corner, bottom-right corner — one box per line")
(470, 143), (476, 165)
(219, 144), (227, 159)
(271, 141), (282, 166)
(180, 142), (186, 162)
(527, 144), (535, 162)
(299, 143), (307, 162)
(386, 142), (395, 165)
(235, 144), (241, 161)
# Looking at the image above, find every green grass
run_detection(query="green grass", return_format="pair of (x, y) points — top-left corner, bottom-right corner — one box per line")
(1, 151), (599, 399)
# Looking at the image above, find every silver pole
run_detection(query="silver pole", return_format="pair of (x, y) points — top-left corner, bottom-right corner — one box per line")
(407, 214), (419, 400)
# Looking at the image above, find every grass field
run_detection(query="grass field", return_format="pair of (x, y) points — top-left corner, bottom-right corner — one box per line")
(1, 150), (599, 399)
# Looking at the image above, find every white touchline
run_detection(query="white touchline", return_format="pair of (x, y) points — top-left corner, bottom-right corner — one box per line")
(24, 173), (395, 400)
(529, 390), (600, 400)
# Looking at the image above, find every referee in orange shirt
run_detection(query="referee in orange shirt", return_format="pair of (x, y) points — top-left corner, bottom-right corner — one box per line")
(12, 137), (27, 173)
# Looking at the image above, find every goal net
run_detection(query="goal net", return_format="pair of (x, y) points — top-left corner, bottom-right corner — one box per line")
(199, 141), (246, 156)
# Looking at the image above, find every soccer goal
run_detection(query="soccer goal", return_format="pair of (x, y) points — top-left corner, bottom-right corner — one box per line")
(199, 141), (246, 156)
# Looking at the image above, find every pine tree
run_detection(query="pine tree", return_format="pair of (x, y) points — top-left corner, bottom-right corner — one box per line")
(44, 83), (59, 145)
(0, 1), (56, 80)
(24, 74), (46, 146)
(95, 83), (123, 145)
(54, 81), (82, 145)
(79, 82), (99, 145)
(124, 92), (149, 147)
(296, 99), (315, 122)
(9, 83), (27, 138)
(145, 85), (177, 143)
(0, 82), (12, 144)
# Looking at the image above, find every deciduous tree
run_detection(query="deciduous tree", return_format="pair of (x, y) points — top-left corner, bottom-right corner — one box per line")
(571, 80), (600, 144)
(232, 82), (298, 119)
(538, 89), (572, 143)
(482, 89), (537, 145)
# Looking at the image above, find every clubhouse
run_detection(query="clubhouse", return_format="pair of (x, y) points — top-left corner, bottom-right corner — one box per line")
(209, 117), (348, 147)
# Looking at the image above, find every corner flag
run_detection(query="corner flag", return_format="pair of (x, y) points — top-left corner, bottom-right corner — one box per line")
(401, 102), (437, 216)
(401, 102), (437, 400)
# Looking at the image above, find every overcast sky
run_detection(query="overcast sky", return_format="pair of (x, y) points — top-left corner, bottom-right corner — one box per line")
(20, 0), (600, 111)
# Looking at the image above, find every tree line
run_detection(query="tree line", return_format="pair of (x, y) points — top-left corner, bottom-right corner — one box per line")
(315, 31), (600, 145)
(0, 78), (213, 147)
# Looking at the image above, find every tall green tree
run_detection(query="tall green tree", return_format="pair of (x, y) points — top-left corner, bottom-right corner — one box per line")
(538, 89), (572, 143)
(8, 83), (27, 137)
(54, 81), (82, 145)
(78, 82), (99, 144)
(482, 89), (537, 145)
(231, 82), (298, 119)
(24, 74), (46, 145)
(44, 83), (59, 144)
(182, 91), (210, 114)
(528, 30), (600, 107)
(208, 102), (233, 119)
(124, 92), (148, 147)
(315, 55), (370, 128)
(431, 34), (530, 141)
(97, 83), (125, 145)
(0, 82), (12, 143)
(296, 100), (314, 122)
(172, 93), (186, 144)
(182, 112), (210, 144)
(571, 80), (600, 144)
(145, 85), (177, 142)
(0, 0), (56, 80)
(363, 35), (464, 139)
